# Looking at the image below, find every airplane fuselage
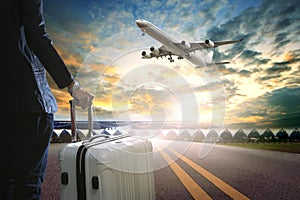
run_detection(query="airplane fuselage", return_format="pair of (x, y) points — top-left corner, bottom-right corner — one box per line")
(136, 19), (206, 67)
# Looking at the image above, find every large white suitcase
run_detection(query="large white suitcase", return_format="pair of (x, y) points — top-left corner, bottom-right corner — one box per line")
(59, 102), (155, 200)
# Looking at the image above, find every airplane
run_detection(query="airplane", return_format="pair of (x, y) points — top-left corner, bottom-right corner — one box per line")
(136, 19), (243, 68)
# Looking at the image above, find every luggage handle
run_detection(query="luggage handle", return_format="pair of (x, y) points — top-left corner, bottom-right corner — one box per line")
(70, 100), (95, 141)
(86, 104), (93, 138)
(83, 134), (109, 144)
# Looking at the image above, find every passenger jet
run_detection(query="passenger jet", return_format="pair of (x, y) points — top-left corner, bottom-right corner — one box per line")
(136, 19), (243, 68)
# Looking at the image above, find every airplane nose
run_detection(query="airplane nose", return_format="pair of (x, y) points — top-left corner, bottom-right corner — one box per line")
(136, 20), (142, 27)
(136, 19), (147, 28)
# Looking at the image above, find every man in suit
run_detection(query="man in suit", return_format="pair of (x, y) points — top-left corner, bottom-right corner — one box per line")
(0, 0), (94, 199)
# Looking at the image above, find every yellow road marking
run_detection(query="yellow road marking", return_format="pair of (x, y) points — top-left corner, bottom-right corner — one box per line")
(168, 147), (250, 200)
(160, 150), (212, 200)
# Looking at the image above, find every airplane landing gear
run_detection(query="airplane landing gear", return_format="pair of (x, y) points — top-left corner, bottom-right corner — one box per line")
(168, 55), (174, 62)
(185, 53), (191, 59)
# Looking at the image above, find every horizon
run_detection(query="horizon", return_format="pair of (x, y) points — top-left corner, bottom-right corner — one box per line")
(53, 120), (300, 130)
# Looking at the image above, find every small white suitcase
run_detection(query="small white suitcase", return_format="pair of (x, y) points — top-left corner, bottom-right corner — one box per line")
(59, 102), (155, 200)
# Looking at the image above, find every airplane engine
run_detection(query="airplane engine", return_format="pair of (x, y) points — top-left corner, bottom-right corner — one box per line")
(150, 46), (160, 56)
(141, 51), (151, 59)
(181, 40), (191, 49)
(205, 39), (214, 48)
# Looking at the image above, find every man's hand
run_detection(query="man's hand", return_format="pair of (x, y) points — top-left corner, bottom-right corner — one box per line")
(68, 81), (94, 109)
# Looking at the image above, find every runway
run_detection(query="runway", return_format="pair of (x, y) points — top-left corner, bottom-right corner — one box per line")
(152, 140), (300, 200)
(42, 140), (300, 200)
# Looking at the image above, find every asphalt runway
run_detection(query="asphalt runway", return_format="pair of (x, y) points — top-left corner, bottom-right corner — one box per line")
(41, 140), (300, 200)
(152, 140), (300, 200)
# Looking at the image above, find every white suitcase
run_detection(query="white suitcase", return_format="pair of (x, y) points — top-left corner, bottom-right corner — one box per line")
(59, 102), (155, 200)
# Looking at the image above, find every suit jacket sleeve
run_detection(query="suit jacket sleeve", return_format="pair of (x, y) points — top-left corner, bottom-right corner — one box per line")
(20, 0), (73, 89)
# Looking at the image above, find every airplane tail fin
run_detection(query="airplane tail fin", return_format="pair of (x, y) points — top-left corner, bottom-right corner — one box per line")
(195, 51), (230, 68)
(204, 50), (230, 67)
(205, 50), (214, 64)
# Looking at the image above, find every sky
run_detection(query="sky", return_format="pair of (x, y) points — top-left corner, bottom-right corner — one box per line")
(43, 0), (300, 129)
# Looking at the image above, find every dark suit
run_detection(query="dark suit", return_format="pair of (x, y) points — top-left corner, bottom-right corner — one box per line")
(0, 0), (73, 114)
(0, 1), (73, 199)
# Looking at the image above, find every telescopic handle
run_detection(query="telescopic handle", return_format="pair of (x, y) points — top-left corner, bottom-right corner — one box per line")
(70, 99), (94, 141)
(86, 104), (94, 138)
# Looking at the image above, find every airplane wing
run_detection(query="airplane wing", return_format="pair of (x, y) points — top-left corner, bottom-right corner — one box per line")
(189, 39), (243, 51)
(172, 39), (243, 52)
(156, 46), (176, 56)
(142, 45), (179, 59)
(212, 39), (244, 47)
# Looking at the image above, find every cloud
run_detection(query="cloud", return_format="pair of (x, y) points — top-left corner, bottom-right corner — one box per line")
(284, 50), (300, 64)
(238, 50), (261, 60)
(222, 79), (240, 99)
(43, 0), (300, 127)
(265, 65), (292, 74)
(238, 69), (252, 77)
(93, 106), (114, 119)
(228, 87), (300, 127)
(271, 5), (297, 32)
(267, 88), (300, 113)
(217, 65), (238, 75)
(257, 74), (282, 82)
(193, 81), (222, 92)
(274, 32), (291, 49)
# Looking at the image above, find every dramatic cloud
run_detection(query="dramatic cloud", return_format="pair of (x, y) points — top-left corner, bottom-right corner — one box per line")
(265, 65), (292, 74)
(228, 87), (300, 128)
(44, 0), (300, 128)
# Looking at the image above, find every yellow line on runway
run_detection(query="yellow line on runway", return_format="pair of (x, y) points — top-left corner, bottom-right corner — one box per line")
(168, 148), (250, 200)
(160, 150), (212, 200)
